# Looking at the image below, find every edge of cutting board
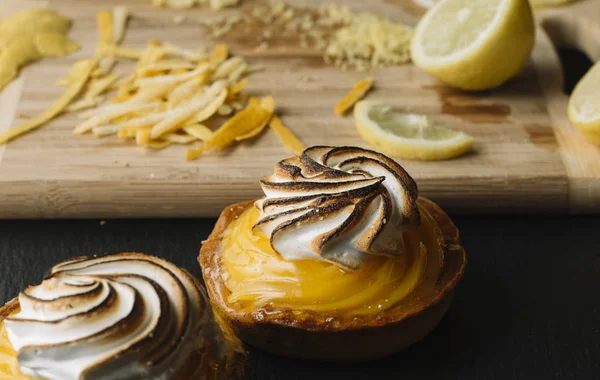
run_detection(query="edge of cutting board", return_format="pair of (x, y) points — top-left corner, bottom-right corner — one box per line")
(533, 0), (600, 212)
(0, 0), (599, 217)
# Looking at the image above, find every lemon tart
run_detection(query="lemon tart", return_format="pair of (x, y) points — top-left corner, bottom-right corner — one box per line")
(200, 146), (467, 361)
(0, 252), (243, 380)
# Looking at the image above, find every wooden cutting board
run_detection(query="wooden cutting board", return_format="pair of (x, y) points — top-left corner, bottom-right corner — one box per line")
(1, 0), (599, 218)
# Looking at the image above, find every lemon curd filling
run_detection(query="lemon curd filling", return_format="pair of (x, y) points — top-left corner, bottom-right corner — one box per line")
(220, 201), (444, 315)
(0, 311), (33, 380)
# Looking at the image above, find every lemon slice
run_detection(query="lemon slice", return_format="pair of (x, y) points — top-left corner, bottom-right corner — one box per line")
(568, 61), (600, 144)
(411, 0), (535, 91)
(354, 101), (473, 160)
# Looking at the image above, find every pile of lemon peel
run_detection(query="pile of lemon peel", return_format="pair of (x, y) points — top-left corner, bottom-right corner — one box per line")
(0, 6), (305, 161)
(0, 9), (79, 90)
(81, 8), (304, 160)
(76, 38), (301, 161)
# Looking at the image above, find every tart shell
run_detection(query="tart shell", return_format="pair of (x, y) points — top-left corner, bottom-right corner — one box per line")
(199, 199), (467, 362)
(0, 297), (19, 321)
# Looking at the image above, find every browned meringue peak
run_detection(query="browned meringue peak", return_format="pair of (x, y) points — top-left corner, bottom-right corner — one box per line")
(4, 253), (226, 380)
(254, 146), (420, 270)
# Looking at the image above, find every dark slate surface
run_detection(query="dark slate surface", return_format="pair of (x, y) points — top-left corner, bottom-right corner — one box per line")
(1, 215), (599, 379)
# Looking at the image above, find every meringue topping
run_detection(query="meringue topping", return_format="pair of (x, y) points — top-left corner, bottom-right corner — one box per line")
(254, 146), (420, 270)
(4, 253), (226, 380)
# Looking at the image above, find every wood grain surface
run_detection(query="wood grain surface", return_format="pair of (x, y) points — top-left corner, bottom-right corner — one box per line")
(0, 0), (599, 218)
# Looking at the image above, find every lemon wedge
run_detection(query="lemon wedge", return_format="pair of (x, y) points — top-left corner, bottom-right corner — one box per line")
(568, 61), (600, 144)
(354, 101), (473, 160)
(411, 0), (535, 91)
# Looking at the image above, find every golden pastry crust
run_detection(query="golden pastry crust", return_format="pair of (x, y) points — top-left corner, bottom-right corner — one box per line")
(0, 298), (19, 321)
(199, 199), (467, 362)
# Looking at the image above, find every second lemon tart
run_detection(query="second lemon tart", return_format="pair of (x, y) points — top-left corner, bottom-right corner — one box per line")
(200, 146), (466, 361)
(0, 252), (244, 380)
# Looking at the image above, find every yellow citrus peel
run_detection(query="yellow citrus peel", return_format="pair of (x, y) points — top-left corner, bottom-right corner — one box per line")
(235, 124), (267, 141)
(145, 140), (171, 149)
(0, 9), (79, 90)
(228, 78), (249, 97)
(107, 47), (144, 60)
(187, 89), (229, 124)
(184, 124), (214, 141)
(84, 73), (121, 100)
(93, 125), (119, 137)
(97, 10), (114, 48)
(0, 59), (96, 145)
(67, 96), (105, 112)
(335, 78), (373, 116)
(269, 116), (306, 155)
(112, 6), (129, 44)
(186, 145), (205, 161)
(210, 44), (229, 67)
(135, 128), (152, 145)
(202, 96), (275, 151)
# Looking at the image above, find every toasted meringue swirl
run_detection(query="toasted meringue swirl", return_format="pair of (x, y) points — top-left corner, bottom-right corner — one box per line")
(4, 253), (226, 380)
(254, 146), (420, 270)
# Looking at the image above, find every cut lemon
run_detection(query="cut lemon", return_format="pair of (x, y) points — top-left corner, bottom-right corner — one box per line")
(568, 61), (600, 144)
(411, 0), (535, 91)
(354, 101), (473, 160)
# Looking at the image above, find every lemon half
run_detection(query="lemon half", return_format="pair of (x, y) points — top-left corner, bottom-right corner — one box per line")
(568, 61), (600, 144)
(354, 101), (473, 160)
(411, 0), (535, 91)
